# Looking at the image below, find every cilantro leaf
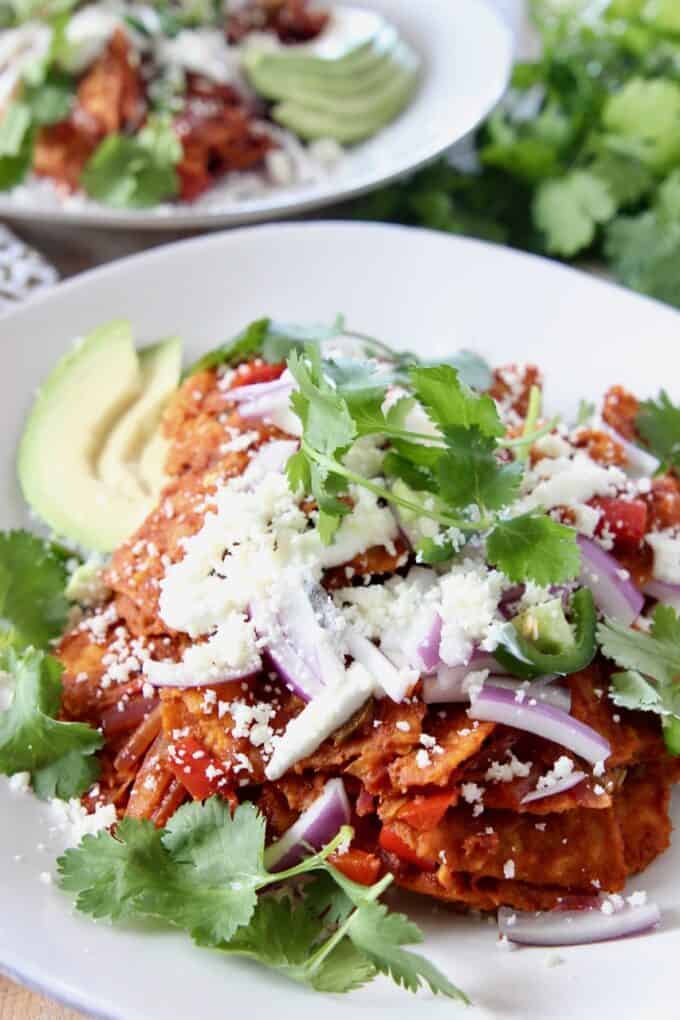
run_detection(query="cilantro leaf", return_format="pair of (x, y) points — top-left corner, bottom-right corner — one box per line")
(288, 348), (356, 457)
(184, 319), (271, 378)
(0, 645), (102, 797)
(602, 78), (680, 173)
(410, 364), (503, 437)
(216, 897), (376, 994)
(60, 800), (266, 943)
(438, 426), (522, 511)
(82, 114), (181, 208)
(605, 210), (680, 307)
(445, 349), (493, 392)
(261, 316), (345, 362)
(185, 317), (347, 378)
(533, 170), (616, 257)
(636, 390), (680, 469)
(32, 747), (101, 801)
(0, 529), (71, 650)
(608, 670), (665, 714)
(58, 817), (171, 921)
(598, 605), (680, 685)
(588, 150), (653, 208)
(597, 606), (680, 752)
(487, 513), (581, 585)
(347, 901), (467, 1001)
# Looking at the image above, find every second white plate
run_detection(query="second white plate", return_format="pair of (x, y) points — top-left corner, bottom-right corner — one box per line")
(0, 0), (512, 230)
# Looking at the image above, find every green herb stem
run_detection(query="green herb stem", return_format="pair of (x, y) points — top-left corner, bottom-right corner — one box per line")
(303, 442), (491, 532)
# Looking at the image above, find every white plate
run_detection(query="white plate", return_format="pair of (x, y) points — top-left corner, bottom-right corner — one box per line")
(0, 0), (511, 231)
(1, 222), (679, 1020)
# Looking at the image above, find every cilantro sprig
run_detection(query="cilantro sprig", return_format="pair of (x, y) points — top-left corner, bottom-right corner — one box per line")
(0, 529), (102, 797)
(598, 605), (680, 754)
(58, 798), (466, 1000)
(0, 643), (102, 797)
(0, 529), (72, 650)
(286, 345), (579, 585)
(636, 390), (680, 471)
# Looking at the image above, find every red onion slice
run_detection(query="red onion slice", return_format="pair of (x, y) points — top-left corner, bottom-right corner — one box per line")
(251, 585), (346, 702)
(520, 769), (587, 804)
(346, 629), (416, 702)
(643, 579), (680, 613)
(578, 535), (643, 626)
(422, 663), (479, 703)
(264, 778), (351, 872)
(468, 684), (610, 764)
(228, 371), (294, 403)
(250, 603), (321, 703)
(498, 899), (661, 946)
(415, 609), (442, 672)
(423, 668), (571, 712)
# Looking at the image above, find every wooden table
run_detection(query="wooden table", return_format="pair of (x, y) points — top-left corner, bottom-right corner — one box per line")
(0, 974), (82, 1019)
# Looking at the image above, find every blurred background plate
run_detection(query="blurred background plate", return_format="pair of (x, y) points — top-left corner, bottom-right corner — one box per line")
(0, 0), (512, 231)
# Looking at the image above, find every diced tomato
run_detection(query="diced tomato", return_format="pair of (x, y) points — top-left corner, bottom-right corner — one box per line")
(231, 362), (286, 388)
(329, 848), (382, 886)
(397, 790), (458, 832)
(591, 497), (648, 547)
(378, 826), (436, 870)
(167, 737), (233, 803)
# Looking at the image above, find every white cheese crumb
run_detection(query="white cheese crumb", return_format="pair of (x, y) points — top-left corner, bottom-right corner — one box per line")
(647, 530), (680, 584)
(8, 771), (31, 794)
(461, 782), (484, 804)
(503, 859), (515, 879)
(48, 798), (117, 847)
(485, 752), (532, 783)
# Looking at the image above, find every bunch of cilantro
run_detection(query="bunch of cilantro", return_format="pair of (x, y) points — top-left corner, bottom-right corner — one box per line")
(57, 798), (467, 999)
(348, 0), (680, 308)
(0, 530), (103, 798)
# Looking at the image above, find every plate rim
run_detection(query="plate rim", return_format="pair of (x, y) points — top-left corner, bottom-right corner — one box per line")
(2, 218), (677, 328)
(0, 0), (513, 231)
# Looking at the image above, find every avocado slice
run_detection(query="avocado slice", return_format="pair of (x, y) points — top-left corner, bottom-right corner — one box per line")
(97, 336), (181, 501)
(242, 22), (399, 83)
(267, 43), (418, 119)
(273, 58), (419, 143)
(18, 322), (181, 553)
(246, 45), (403, 103)
(243, 10), (419, 145)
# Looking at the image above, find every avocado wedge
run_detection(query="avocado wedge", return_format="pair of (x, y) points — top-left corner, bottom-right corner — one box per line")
(97, 336), (181, 501)
(18, 322), (181, 553)
(243, 11), (419, 145)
